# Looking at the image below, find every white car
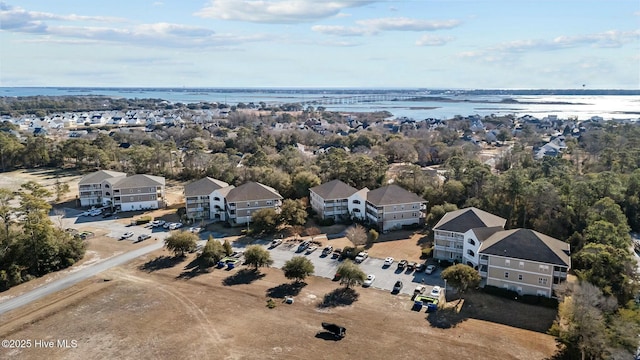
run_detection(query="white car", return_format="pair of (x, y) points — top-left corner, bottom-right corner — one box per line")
(430, 286), (442, 298)
(306, 246), (318, 254)
(121, 232), (134, 239)
(383, 257), (394, 266)
(363, 274), (376, 287)
(425, 264), (436, 274)
(168, 223), (182, 230)
(188, 227), (201, 233)
(354, 251), (368, 263)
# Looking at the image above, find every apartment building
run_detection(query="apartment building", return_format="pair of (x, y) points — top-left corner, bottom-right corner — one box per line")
(184, 177), (231, 221)
(364, 185), (427, 232)
(224, 182), (283, 226)
(309, 179), (368, 221)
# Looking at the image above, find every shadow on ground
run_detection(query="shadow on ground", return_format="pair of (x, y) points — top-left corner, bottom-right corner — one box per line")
(139, 255), (184, 272)
(266, 282), (306, 298)
(177, 257), (212, 279)
(222, 268), (265, 286)
(314, 332), (343, 341)
(425, 304), (468, 329)
(317, 287), (359, 308)
(426, 292), (557, 333)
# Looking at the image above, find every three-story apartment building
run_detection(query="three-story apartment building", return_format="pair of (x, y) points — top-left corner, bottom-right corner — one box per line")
(106, 174), (165, 212)
(184, 177), (231, 221)
(364, 185), (427, 232)
(224, 182), (283, 226)
(78, 170), (126, 207)
(478, 229), (570, 298)
(433, 207), (506, 263)
(309, 179), (367, 221)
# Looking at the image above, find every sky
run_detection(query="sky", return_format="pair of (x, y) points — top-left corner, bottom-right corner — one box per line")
(1, 0), (639, 89)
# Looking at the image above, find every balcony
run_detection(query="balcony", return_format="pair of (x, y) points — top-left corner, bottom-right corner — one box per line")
(479, 256), (488, 265)
(553, 271), (567, 278)
(434, 244), (462, 254)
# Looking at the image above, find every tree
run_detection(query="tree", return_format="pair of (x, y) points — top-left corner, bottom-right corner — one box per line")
(346, 224), (367, 246)
(200, 236), (225, 266)
(279, 199), (307, 226)
(164, 231), (198, 257)
(291, 171), (321, 199)
(250, 208), (279, 234)
(440, 264), (481, 301)
(244, 245), (273, 271)
(336, 260), (366, 289)
(282, 256), (314, 283)
(53, 179), (70, 202)
(222, 238), (233, 256)
(367, 229), (379, 247)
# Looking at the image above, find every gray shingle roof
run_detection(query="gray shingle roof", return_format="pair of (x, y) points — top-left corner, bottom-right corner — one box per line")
(107, 174), (165, 188)
(479, 229), (571, 267)
(470, 226), (504, 242)
(225, 182), (282, 202)
(78, 170), (126, 185)
(433, 207), (506, 233)
(184, 177), (230, 196)
(365, 185), (425, 206)
(310, 179), (359, 200)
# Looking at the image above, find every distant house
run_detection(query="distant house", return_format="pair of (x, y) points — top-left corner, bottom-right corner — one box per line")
(478, 229), (570, 298)
(184, 177), (232, 222)
(364, 185), (427, 232)
(309, 179), (368, 221)
(224, 182), (283, 226)
(432, 207), (507, 264)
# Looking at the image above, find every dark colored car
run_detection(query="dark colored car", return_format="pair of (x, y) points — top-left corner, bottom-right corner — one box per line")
(397, 260), (408, 270)
(393, 280), (403, 293)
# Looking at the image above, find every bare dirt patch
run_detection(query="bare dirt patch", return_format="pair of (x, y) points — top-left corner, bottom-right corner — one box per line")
(0, 247), (558, 360)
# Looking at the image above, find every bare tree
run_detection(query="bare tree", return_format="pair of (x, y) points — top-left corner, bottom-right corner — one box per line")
(346, 224), (367, 246)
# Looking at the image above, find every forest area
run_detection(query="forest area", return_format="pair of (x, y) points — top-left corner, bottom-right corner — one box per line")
(1, 97), (640, 358)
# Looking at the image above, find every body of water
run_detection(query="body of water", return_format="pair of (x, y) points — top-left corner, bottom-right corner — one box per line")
(2, 87), (639, 121)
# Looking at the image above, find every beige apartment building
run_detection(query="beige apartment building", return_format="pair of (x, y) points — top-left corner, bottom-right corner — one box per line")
(364, 185), (427, 232)
(224, 182), (283, 226)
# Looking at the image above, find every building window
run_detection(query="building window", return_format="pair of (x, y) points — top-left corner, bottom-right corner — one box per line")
(468, 238), (476, 246)
(254, 201), (259, 206)
(504, 272), (509, 278)
(129, 197), (134, 201)
(266, 200), (273, 205)
(539, 265), (549, 272)
(538, 278), (548, 285)
(519, 261), (524, 269)
(466, 249), (475, 257)
(214, 197), (220, 201)
(518, 274), (523, 281)
(352, 200), (360, 204)
(505, 259), (511, 266)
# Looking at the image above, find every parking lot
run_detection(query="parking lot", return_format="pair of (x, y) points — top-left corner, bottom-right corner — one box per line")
(60, 207), (443, 297)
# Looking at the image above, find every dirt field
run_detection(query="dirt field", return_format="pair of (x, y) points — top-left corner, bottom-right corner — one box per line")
(0, 247), (559, 360)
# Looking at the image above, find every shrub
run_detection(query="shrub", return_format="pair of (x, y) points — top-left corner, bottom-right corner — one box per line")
(421, 246), (434, 259)
(266, 298), (277, 309)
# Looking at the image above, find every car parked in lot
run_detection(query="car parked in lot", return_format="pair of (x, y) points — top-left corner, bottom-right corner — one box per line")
(297, 240), (310, 252)
(188, 227), (202, 233)
(397, 259), (408, 270)
(414, 285), (426, 295)
(425, 264), (436, 274)
(137, 234), (151, 242)
(168, 222), (183, 230)
(392, 280), (403, 293)
(407, 262), (417, 271)
(416, 263), (426, 273)
(306, 246), (318, 254)
(270, 239), (283, 248)
(321, 245), (333, 256)
(121, 232), (134, 239)
(354, 251), (368, 263)
(332, 248), (342, 258)
(383, 257), (394, 266)
(430, 286), (442, 298)
(363, 274), (375, 287)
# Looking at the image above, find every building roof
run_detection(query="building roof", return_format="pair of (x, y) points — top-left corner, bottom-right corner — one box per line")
(310, 179), (359, 200)
(184, 177), (230, 196)
(479, 229), (571, 267)
(470, 226), (505, 242)
(433, 207), (506, 233)
(78, 170), (127, 185)
(107, 174), (165, 188)
(225, 182), (283, 202)
(365, 184), (425, 206)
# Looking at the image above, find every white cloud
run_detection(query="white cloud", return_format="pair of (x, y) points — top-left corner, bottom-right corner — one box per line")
(0, 2), (126, 32)
(0, 3), (270, 48)
(356, 17), (461, 31)
(415, 34), (453, 46)
(311, 25), (372, 36)
(195, 0), (377, 24)
(313, 17), (462, 37)
(461, 29), (640, 63)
